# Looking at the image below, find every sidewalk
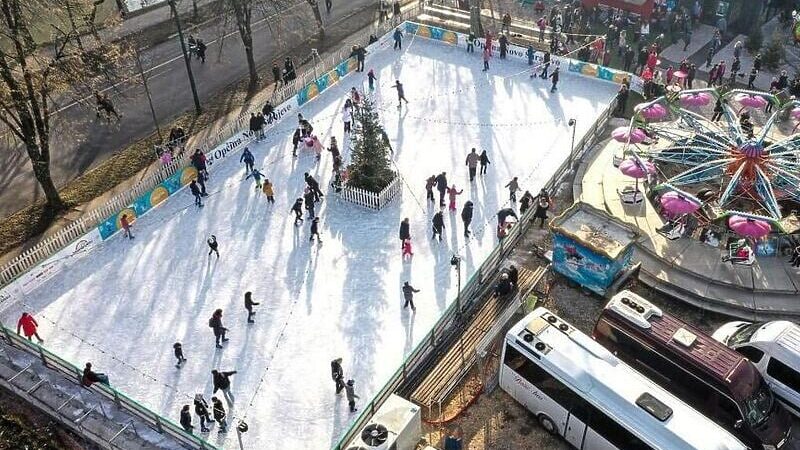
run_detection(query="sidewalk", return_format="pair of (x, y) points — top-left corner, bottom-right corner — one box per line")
(659, 24), (717, 66)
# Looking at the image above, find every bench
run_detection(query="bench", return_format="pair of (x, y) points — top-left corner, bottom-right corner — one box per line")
(409, 265), (546, 411)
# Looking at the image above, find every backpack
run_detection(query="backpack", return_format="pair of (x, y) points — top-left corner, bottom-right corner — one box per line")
(208, 317), (214, 328)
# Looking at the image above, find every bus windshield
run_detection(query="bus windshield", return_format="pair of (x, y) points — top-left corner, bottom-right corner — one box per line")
(743, 379), (773, 427)
(728, 323), (763, 347)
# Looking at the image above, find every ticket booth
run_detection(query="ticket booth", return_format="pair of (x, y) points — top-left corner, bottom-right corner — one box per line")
(550, 202), (639, 297)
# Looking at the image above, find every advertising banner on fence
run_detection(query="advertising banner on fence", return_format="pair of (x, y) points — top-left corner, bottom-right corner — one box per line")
(402, 21), (643, 94)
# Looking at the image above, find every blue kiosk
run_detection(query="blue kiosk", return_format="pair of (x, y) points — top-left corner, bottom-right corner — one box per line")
(550, 202), (639, 297)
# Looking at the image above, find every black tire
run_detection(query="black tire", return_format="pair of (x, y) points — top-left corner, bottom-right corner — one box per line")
(538, 414), (557, 435)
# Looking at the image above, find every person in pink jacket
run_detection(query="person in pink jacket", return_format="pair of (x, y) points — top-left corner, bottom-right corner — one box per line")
(447, 184), (463, 212)
(17, 312), (43, 343)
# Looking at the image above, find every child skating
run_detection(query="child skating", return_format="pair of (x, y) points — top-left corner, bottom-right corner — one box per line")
(245, 168), (265, 189)
(391, 80), (409, 108)
(402, 239), (413, 259)
(207, 235), (219, 258)
(262, 179), (275, 204)
(367, 69), (377, 91)
(173, 342), (187, 368)
(310, 217), (322, 243)
(446, 184), (463, 212)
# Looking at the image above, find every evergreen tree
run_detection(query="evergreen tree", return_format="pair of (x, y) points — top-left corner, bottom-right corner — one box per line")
(347, 97), (395, 192)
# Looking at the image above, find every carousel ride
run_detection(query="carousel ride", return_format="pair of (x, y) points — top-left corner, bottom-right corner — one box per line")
(613, 87), (800, 262)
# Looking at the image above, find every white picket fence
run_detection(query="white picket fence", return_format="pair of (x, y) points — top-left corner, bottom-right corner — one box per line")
(338, 175), (403, 210)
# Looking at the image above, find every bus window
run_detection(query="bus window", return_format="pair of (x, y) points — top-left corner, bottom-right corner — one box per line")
(504, 344), (581, 410)
(586, 405), (654, 450)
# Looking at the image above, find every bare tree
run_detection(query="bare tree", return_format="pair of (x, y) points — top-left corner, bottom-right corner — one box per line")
(224, 0), (258, 92)
(305, 0), (324, 38)
(0, 0), (123, 212)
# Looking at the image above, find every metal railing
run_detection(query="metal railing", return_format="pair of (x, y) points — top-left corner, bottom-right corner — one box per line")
(0, 323), (217, 450)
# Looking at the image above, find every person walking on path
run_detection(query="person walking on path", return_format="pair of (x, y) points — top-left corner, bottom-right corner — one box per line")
(435, 172), (448, 207)
(325, 0), (332, 14)
(447, 184), (463, 212)
(482, 46), (491, 72)
(505, 177), (520, 202)
(461, 201), (474, 237)
(194, 394), (211, 432)
(16, 312), (43, 343)
(747, 67), (758, 90)
(432, 211), (445, 241)
(190, 180), (204, 207)
(465, 148), (479, 182)
(240, 147), (255, 173)
(211, 369), (237, 405)
(391, 80), (409, 108)
(244, 292), (259, 323)
(120, 214), (134, 239)
(345, 379), (360, 412)
(331, 358), (345, 394)
(533, 195), (550, 227)
(209, 309), (228, 349)
(479, 150), (490, 175)
(207, 235), (219, 258)
(399, 218), (411, 250)
(291, 198), (304, 225)
(466, 31), (475, 53)
(425, 175), (436, 202)
(310, 217), (322, 243)
(211, 397), (227, 433)
(520, 191), (534, 215)
(180, 405), (194, 433)
(393, 27), (403, 50)
(501, 12), (512, 34)
(402, 281), (419, 310)
(173, 342), (186, 368)
(272, 61), (282, 86)
(549, 67), (560, 92)
(191, 150), (208, 180)
(711, 98), (725, 122)
(262, 179), (275, 204)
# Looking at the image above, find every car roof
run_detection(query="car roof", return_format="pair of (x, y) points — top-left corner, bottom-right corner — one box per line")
(751, 321), (800, 358)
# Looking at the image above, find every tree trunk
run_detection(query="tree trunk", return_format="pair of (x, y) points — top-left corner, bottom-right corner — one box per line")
(29, 145), (64, 212)
(308, 0), (324, 38)
(230, 0), (258, 92)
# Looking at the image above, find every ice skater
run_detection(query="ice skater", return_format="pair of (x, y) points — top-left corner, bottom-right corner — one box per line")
(402, 281), (419, 310)
(435, 172), (448, 207)
(291, 198), (304, 225)
(505, 177), (520, 202)
(482, 46), (491, 71)
(479, 149), (491, 175)
(431, 211), (445, 241)
(402, 239), (413, 259)
(262, 179), (275, 204)
(393, 27), (403, 50)
(310, 217), (322, 243)
(549, 67), (560, 93)
(209, 309), (229, 349)
(173, 342), (187, 368)
(310, 135), (324, 162)
(207, 235), (219, 258)
(304, 173), (324, 201)
(343, 100), (353, 134)
(304, 188), (316, 219)
(16, 312), (43, 343)
(461, 201), (474, 237)
(180, 405), (194, 433)
(292, 128), (301, 157)
(399, 218), (411, 250)
(240, 147), (255, 173)
(245, 167), (265, 189)
(211, 397), (227, 433)
(447, 184), (463, 212)
(190, 180), (204, 207)
(331, 358), (345, 394)
(345, 379), (360, 412)
(367, 69), (377, 91)
(120, 214), (134, 239)
(194, 394), (211, 432)
(211, 369), (237, 405)
(244, 292), (260, 323)
(425, 175), (436, 203)
(391, 80), (409, 108)
(465, 148), (479, 182)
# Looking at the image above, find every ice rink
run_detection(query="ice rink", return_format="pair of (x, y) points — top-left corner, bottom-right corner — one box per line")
(1, 37), (617, 448)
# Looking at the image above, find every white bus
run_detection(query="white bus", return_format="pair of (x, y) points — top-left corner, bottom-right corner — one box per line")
(499, 307), (748, 450)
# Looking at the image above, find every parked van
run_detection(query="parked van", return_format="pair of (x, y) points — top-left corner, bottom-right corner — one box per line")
(592, 290), (792, 450)
(713, 321), (800, 418)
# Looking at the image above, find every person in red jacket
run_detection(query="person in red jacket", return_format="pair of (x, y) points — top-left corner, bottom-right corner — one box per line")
(16, 312), (43, 343)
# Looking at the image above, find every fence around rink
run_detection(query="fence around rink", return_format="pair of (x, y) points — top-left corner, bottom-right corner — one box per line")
(331, 95), (617, 450)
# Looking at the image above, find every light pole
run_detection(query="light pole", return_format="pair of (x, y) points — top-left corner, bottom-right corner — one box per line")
(167, 0), (202, 115)
(450, 254), (462, 313)
(568, 118), (577, 169)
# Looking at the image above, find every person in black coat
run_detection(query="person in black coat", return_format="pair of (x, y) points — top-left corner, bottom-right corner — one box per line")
(194, 394), (211, 432)
(209, 309), (228, 348)
(211, 369), (237, 404)
(304, 172), (324, 201)
(494, 273), (513, 296)
(402, 281), (420, 310)
(507, 265), (519, 287)
(331, 358), (345, 394)
(435, 172), (448, 207)
(461, 201), (474, 237)
(212, 397), (227, 433)
(399, 218), (411, 249)
(549, 67), (560, 92)
(180, 405), (194, 433)
(292, 128), (301, 157)
(291, 198), (304, 225)
(190, 180), (204, 207)
(519, 191), (534, 215)
(244, 292), (259, 323)
(479, 150), (491, 175)
(431, 211), (445, 241)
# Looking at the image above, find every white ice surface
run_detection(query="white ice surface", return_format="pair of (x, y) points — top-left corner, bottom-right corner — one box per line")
(3, 38), (616, 449)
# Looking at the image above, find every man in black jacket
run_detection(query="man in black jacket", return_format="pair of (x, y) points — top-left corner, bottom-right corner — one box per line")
(194, 394), (211, 432)
(435, 172), (448, 207)
(331, 358), (345, 394)
(399, 218), (411, 250)
(461, 201), (474, 237)
(402, 281), (420, 310)
(431, 211), (445, 241)
(211, 369), (237, 404)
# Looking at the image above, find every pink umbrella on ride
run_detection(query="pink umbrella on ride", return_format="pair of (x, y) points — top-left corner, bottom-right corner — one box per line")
(734, 93), (768, 112)
(619, 158), (656, 194)
(660, 191), (701, 215)
(728, 215), (771, 239)
(612, 126), (647, 144)
(636, 103), (668, 120)
(679, 92), (712, 107)
(791, 107), (800, 121)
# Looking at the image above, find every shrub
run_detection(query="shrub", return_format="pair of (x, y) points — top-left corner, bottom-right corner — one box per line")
(761, 34), (785, 71)
(745, 26), (763, 54)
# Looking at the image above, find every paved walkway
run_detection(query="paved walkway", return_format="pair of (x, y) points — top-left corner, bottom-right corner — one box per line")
(575, 120), (800, 320)
(659, 24), (717, 66)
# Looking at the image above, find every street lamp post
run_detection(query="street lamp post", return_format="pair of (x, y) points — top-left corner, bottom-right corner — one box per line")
(167, 0), (202, 115)
(450, 254), (462, 313)
(568, 118), (577, 169)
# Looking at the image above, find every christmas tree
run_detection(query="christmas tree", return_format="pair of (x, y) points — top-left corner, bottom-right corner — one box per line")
(347, 97), (395, 192)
